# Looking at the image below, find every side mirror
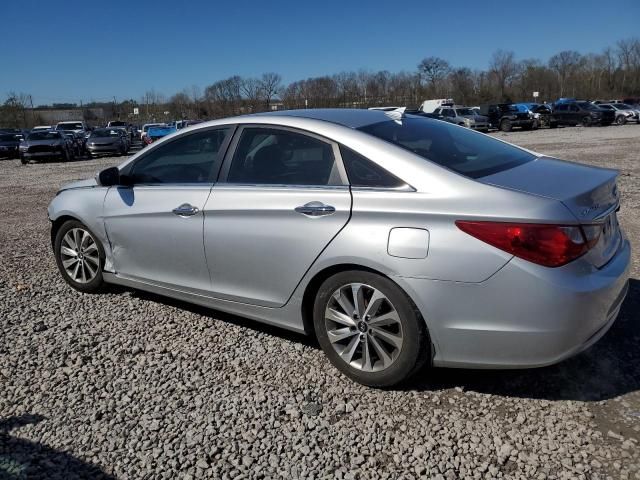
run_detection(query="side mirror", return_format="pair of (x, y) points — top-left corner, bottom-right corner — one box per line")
(97, 167), (120, 186)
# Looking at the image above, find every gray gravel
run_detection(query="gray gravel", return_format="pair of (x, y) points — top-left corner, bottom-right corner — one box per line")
(1, 126), (639, 479)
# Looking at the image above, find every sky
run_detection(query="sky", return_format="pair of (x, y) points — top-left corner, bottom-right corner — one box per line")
(3, 0), (638, 105)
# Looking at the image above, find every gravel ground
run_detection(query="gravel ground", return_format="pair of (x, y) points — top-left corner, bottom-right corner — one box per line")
(1, 126), (639, 480)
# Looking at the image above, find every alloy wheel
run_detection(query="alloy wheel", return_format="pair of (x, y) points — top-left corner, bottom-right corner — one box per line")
(60, 228), (100, 284)
(324, 283), (403, 372)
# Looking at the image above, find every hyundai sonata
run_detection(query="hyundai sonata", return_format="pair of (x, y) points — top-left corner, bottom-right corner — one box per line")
(48, 109), (630, 387)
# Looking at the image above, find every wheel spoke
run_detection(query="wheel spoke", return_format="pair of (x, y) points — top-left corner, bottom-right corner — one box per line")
(84, 259), (97, 277)
(74, 229), (82, 252)
(85, 253), (99, 265)
(80, 231), (90, 250)
(326, 307), (356, 328)
(72, 261), (81, 281)
(370, 327), (403, 349)
(351, 283), (366, 318)
(369, 335), (393, 367)
(62, 257), (78, 268)
(339, 335), (360, 364)
(368, 310), (400, 328)
(61, 246), (77, 257)
(63, 232), (77, 250)
(327, 327), (357, 344)
(333, 290), (355, 317)
(363, 289), (385, 319)
(84, 243), (98, 253)
(362, 337), (372, 371)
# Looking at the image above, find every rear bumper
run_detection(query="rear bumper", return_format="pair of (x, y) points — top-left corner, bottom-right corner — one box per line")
(400, 237), (631, 369)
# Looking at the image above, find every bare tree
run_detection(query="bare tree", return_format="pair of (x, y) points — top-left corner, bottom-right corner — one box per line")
(548, 50), (582, 97)
(417, 57), (450, 95)
(489, 50), (518, 100)
(241, 78), (264, 112)
(259, 73), (282, 109)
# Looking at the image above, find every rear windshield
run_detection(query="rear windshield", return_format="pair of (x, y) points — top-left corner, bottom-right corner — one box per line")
(0, 134), (16, 141)
(358, 116), (535, 179)
(57, 123), (83, 130)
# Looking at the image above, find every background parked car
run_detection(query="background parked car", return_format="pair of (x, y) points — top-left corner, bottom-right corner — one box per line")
(433, 105), (490, 132)
(599, 103), (639, 124)
(61, 130), (86, 158)
(141, 123), (165, 142)
(553, 101), (614, 126)
(0, 132), (21, 159)
(514, 103), (558, 128)
(143, 124), (177, 145)
(19, 130), (74, 164)
(86, 128), (128, 157)
(479, 103), (535, 131)
(55, 121), (88, 135)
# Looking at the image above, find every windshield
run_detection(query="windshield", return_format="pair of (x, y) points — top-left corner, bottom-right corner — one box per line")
(28, 132), (61, 140)
(358, 116), (535, 179)
(91, 129), (121, 138)
(576, 102), (599, 111)
(613, 104), (631, 110)
(56, 123), (83, 130)
(108, 121), (127, 127)
(455, 108), (475, 116)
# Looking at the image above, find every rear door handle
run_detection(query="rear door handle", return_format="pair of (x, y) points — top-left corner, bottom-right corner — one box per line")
(295, 202), (336, 217)
(172, 203), (199, 217)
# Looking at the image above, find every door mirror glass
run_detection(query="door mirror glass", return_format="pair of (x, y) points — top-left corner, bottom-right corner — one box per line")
(97, 166), (120, 186)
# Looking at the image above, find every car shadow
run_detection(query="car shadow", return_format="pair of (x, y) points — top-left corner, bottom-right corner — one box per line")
(403, 278), (640, 401)
(127, 289), (319, 349)
(0, 414), (115, 479)
(125, 278), (639, 402)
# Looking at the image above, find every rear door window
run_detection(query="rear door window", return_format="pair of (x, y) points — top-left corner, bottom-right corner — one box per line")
(226, 127), (343, 186)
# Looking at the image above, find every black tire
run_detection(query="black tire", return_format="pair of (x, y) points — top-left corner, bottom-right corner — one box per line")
(616, 115), (626, 125)
(499, 119), (512, 132)
(550, 122), (558, 128)
(62, 148), (71, 162)
(54, 220), (106, 294)
(582, 116), (592, 127)
(313, 270), (430, 387)
(20, 155), (28, 165)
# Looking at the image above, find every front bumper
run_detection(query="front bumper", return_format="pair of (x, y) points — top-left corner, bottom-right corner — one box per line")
(22, 150), (65, 159)
(400, 237), (631, 368)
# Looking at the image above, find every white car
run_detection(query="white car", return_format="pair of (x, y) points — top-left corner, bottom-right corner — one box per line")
(419, 98), (455, 113)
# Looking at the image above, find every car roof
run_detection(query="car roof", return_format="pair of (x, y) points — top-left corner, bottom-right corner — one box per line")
(254, 108), (398, 129)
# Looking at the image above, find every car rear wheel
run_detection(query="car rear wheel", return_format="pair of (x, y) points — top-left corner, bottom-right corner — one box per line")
(313, 271), (429, 387)
(54, 220), (105, 293)
(499, 119), (512, 132)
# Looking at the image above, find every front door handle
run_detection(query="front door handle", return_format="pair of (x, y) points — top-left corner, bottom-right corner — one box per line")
(295, 201), (336, 217)
(172, 203), (199, 217)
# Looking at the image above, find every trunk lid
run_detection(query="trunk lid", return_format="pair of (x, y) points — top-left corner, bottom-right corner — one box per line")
(480, 156), (621, 267)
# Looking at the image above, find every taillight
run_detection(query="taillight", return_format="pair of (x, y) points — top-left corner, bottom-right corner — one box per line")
(455, 221), (599, 267)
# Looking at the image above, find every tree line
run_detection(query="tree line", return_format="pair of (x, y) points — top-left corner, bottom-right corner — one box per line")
(2, 38), (640, 127)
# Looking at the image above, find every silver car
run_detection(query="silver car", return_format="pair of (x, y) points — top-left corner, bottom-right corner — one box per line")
(48, 109), (630, 387)
(433, 106), (490, 132)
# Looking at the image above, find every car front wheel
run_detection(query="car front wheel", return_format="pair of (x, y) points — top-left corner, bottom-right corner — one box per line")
(54, 220), (105, 293)
(313, 270), (429, 387)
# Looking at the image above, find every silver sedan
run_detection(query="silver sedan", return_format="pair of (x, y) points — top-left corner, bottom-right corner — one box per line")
(48, 109), (630, 387)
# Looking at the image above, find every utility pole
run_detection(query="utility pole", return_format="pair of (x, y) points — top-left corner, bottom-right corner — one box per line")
(28, 95), (35, 128)
(113, 96), (118, 120)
